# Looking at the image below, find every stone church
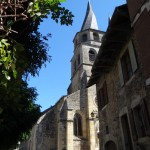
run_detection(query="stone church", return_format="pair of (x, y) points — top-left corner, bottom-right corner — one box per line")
(19, 1), (104, 150)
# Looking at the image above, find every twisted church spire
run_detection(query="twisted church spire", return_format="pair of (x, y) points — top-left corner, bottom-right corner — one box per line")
(81, 1), (99, 31)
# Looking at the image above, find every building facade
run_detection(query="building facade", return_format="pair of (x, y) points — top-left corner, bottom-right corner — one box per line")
(88, 3), (150, 150)
(19, 2), (104, 150)
(126, 0), (150, 113)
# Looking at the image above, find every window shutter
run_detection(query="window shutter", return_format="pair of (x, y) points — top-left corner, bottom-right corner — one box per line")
(128, 41), (138, 73)
(140, 99), (150, 136)
(128, 110), (138, 141)
(118, 61), (124, 87)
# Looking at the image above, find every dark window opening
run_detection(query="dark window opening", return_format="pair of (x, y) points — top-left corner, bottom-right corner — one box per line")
(105, 141), (117, 150)
(93, 32), (99, 41)
(121, 50), (133, 83)
(89, 49), (97, 61)
(106, 125), (109, 134)
(78, 54), (80, 66)
(132, 100), (150, 138)
(74, 117), (77, 135)
(74, 113), (82, 136)
(97, 81), (108, 110)
(82, 34), (87, 42)
(121, 114), (133, 150)
(129, 110), (138, 141)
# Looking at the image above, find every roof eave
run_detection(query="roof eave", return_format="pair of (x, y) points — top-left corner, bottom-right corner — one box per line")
(87, 4), (131, 88)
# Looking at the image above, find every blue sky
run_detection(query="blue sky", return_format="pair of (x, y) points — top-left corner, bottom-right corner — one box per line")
(28, 0), (126, 111)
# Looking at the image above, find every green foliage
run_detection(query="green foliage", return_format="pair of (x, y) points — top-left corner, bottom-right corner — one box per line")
(0, 39), (25, 87)
(0, 0), (73, 85)
(28, 0), (67, 17)
(28, 0), (74, 25)
(0, 18), (49, 149)
(11, 18), (51, 77)
(0, 0), (74, 149)
(0, 80), (41, 150)
(0, 39), (12, 82)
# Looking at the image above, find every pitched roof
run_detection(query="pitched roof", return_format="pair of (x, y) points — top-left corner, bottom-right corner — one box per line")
(81, 1), (98, 31)
(87, 4), (131, 87)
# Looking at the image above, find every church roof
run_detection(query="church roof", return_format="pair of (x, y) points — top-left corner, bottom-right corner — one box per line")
(81, 1), (99, 31)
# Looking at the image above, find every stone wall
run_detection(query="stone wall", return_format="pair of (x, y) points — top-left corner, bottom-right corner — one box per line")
(96, 38), (150, 150)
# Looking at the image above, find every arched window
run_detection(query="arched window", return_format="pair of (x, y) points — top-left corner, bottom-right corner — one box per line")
(82, 34), (87, 42)
(105, 141), (117, 150)
(74, 114), (82, 136)
(93, 32), (99, 41)
(89, 49), (97, 61)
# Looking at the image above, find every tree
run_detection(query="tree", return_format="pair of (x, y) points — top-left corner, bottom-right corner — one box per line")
(0, 0), (74, 86)
(0, 0), (74, 149)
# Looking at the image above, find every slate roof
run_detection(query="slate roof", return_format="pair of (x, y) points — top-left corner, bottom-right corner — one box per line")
(81, 1), (98, 31)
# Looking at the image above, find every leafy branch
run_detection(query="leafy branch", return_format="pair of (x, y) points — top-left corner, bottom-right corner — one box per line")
(0, 0), (73, 85)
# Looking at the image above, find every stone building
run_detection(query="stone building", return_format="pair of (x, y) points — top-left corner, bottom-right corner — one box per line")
(126, 0), (150, 104)
(19, 1), (104, 150)
(87, 3), (150, 150)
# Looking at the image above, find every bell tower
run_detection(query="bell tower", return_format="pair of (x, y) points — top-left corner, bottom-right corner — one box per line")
(68, 1), (104, 94)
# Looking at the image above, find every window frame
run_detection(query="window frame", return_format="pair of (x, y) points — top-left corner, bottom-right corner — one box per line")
(97, 81), (108, 110)
(73, 113), (83, 137)
(119, 41), (138, 85)
(121, 49), (133, 83)
(89, 49), (97, 62)
(131, 99), (150, 139)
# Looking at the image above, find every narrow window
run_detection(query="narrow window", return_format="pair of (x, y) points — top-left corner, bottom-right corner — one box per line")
(132, 100), (150, 138)
(133, 105), (146, 138)
(129, 110), (138, 141)
(74, 114), (82, 136)
(121, 114), (133, 150)
(89, 49), (97, 61)
(93, 32), (99, 41)
(74, 117), (77, 136)
(121, 50), (133, 83)
(78, 54), (80, 66)
(97, 81), (108, 110)
(106, 126), (109, 134)
(82, 34), (87, 42)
